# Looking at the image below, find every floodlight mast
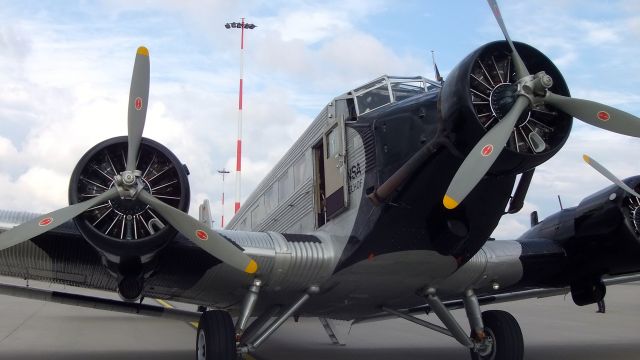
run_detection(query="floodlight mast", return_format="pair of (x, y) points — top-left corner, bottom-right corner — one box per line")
(225, 18), (257, 215)
(218, 169), (230, 228)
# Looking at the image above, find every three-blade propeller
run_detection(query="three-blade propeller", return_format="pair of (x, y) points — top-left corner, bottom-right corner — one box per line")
(0, 47), (258, 275)
(583, 154), (640, 199)
(443, 0), (640, 209)
(126, 47), (150, 172)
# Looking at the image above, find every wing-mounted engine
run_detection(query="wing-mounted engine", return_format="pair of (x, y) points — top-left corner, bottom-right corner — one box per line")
(69, 136), (190, 299)
(0, 47), (258, 302)
(439, 41), (572, 175)
(522, 175), (640, 306)
(568, 177), (640, 303)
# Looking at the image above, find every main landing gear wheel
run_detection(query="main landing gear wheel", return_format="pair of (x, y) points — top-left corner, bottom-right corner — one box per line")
(196, 310), (236, 360)
(470, 310), (523, 360)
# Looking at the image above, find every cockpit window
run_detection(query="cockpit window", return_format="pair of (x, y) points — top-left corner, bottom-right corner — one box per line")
(351, 76), (441, 116)
(391, 81), (425, 101)
(356, 83), (391, 114)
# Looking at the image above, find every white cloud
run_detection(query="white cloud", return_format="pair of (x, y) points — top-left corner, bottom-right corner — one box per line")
(1, 0), (638, 243)
(579, 20), (620, 45)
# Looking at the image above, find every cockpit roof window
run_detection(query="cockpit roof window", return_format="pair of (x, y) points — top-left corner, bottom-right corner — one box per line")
(350, 76), (441, 116)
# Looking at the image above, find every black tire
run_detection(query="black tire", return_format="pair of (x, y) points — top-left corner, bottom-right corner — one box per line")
(196, 310), (237, 360)
(470, 310), (523, 360)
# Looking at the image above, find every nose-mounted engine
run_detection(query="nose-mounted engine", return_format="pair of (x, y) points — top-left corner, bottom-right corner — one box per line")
(69, 136), (190, 300)
(439, 41), (572, 176)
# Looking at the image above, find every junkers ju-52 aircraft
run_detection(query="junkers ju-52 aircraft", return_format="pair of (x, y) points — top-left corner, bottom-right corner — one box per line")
(2, 1), (640, 359)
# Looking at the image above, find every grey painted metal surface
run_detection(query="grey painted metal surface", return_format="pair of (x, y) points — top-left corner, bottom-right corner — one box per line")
(434, 240), (523, 296)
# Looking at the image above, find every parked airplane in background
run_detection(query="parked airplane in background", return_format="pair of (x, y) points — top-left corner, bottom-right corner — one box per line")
(1, 1), (640, 359)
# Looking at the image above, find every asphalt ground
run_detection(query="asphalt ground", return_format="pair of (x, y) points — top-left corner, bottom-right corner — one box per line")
(0, 279), (639, 360)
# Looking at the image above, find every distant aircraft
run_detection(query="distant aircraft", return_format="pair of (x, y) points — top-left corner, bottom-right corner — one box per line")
(1, 1), (640, 359)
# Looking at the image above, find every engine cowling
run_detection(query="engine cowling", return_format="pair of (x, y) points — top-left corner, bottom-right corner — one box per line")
(69, 136), (190, 299)
(521, 176), (640, 305)
(440, 41), (573, 175)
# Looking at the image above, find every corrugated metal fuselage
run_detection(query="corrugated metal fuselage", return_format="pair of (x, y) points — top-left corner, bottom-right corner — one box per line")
(0, 85), (523, 320)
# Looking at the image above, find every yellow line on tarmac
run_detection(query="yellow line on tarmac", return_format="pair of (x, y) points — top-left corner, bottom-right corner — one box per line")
(155, 298), (173, 309)
(154, 298), (199, 329)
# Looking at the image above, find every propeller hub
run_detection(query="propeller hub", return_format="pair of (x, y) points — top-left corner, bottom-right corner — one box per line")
(121, 170), (141, 185)
(109, 178), (152, 216)
(114, 170), (145, 200)
(540, 73), (553, 89)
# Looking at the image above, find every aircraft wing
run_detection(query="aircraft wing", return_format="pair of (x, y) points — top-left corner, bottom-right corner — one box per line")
(0, 209), (335, 311)
(0, 210), (219, 302)
(352, 273), (640, 324)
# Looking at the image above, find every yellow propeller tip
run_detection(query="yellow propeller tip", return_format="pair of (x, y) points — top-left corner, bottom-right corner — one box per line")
(245, 259), (258, 274)
(582, 154), (591, 163)
(137, 46), (149, 56)
(443, 195), (459, 210)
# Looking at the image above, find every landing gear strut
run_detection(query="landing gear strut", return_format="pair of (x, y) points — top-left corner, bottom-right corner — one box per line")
(384, 288), (524, 360)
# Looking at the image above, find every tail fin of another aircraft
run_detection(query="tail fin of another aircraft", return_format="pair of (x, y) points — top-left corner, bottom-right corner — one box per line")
(199, 199), (213, 229)
(431, 50), (443, 83)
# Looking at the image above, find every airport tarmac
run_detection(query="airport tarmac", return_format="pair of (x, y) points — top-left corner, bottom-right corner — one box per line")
(0, 280), (639, 360)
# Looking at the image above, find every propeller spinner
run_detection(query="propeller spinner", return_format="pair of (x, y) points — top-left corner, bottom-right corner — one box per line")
(443, 0), (640, 209)
(0, 47), (258, 275)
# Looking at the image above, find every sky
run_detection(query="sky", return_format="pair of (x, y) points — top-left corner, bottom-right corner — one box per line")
(0, 0), (639, 239)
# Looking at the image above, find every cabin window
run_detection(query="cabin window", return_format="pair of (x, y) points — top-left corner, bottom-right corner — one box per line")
(278, 167), (294, 203)
(294, 152), (311, 189)
(264, 183), (278, 213)
(250, 197), (265, 228)
(326, 127), (339, 159)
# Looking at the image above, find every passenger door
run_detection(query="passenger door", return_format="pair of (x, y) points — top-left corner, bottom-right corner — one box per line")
(323, 102), (349, 219)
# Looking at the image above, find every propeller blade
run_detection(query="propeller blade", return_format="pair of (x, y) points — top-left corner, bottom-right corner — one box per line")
(0, 187), (119, 251)
(126, 46), (150, 172)
(136, 190), (258, 274)
(545, 91), (640, 138)
(486, 0), (529, 79)
(583, 154), (640, 198)
(444, 96), (530, 209)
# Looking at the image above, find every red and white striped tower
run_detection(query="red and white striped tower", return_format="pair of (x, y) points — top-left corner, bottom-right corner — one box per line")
(217, 168), (230, 228)
(225, 19), (257, 214)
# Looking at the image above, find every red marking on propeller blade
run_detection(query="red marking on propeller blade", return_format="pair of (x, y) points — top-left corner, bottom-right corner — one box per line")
(491, 4), (500, 18)
(135, 97), (143, 111)
(195, 229), (208, 241)
(481, 144), (494, 157)
(38, 217), (53, 227)
(597, 111), (610, 122)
